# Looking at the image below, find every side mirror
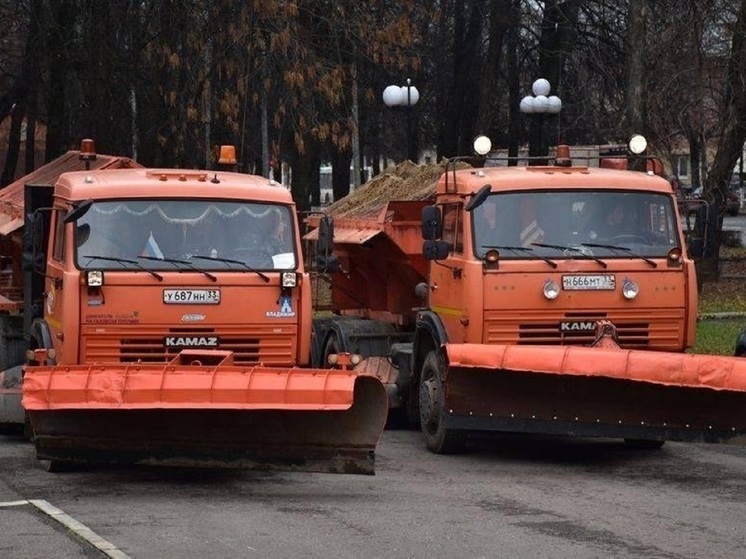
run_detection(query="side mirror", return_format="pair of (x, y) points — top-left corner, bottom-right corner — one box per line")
(22, 210), (47, 273)
(317, 215), (334, 254)
(421, 206), (442, 240)
(688, 237), (704, 258)
(76, 223), (91, 247)
(694, 203), (717, 257)
(315, 216), (339, 273)
(465, 184), (492, 212)
(423, 240), (449, 260)
(735, 329), (746, 357)
(64, 199), (93, 223)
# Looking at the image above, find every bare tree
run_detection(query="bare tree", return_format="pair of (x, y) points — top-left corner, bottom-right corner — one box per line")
(697, 0), (746, 281)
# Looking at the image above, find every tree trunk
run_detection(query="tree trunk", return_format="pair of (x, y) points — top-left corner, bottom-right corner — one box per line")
(507, 0), (520, 161)
(625, 0), (647, 135)
(331, 149), (352, 204)
(1, 101), (25, 187)
(698, 0), (746, 282)
(44, 0), (75, 161)
(530, 0), (581, 160)
(289, 136), (321, 212)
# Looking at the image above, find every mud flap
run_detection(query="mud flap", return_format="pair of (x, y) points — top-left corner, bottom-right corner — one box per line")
(23, 354), (388, 474)
(442, 344), (746, 444)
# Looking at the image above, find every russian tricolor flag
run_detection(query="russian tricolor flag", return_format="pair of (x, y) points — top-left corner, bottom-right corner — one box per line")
(141, 232), (164, 259)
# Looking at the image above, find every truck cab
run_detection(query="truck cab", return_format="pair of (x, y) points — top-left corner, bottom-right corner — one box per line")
(37, 168), (312, 369)
(421, 161), (696, 354)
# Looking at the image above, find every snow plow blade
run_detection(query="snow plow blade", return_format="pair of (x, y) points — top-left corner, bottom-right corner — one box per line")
(442, 343), (746, 444)
(22, 351), (388, 474)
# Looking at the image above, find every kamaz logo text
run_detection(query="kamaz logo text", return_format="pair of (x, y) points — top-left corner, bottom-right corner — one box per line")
(559, 321), (596, 332)
(164, 336), (219, 347)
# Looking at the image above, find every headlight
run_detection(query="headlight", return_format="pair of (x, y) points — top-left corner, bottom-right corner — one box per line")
(485, 249), (499, 263)
(543, 279), (560, 300)
(622, 278), (639, 299)
(281, 271), (297, 288)
(86, 270), (104, 287)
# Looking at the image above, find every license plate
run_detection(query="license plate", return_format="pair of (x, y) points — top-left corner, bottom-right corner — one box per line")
(163, 289), (221, 304)
(562, 274), (615, 291)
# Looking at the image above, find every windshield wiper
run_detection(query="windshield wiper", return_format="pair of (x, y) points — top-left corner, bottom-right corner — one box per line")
(139, 255), (218, 282)
(81, 255), (164, 281)
(581, 243), (657, 268)
(530, 243), (608, 269)
(481, 245), (558, 268)
(190, 254), (270, 282)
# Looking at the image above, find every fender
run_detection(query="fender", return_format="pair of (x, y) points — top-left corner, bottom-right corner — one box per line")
(413, 310), (449, 380)
(30, 319), (56, 366)
(312, 316), (403, 367)
(310, 316), (338, 367)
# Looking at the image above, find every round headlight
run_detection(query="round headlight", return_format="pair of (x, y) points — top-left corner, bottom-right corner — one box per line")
(543, 279), (560, 300)
(622, 278), (639, 299)
(327, 353), (339, 365)
(350, 354), (362, 366)
(485, 249), (499, 263)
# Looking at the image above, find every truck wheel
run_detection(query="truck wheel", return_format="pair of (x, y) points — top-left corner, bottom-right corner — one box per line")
(406, 381), (421, 427)
(323, 333), (342, 367)
(0, 322), (25, 371)
(418, 351), (466, 454)
(40, 459), (73, 473)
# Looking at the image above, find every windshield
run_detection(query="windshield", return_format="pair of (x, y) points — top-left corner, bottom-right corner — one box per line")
(75, 200), (297, 270)
(472, 190), (679, 259)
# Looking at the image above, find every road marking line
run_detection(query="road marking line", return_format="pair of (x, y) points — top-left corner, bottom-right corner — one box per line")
(29, 499), (131, 559)
(0, 499), (131, 559)
(0, 500), (30, 507)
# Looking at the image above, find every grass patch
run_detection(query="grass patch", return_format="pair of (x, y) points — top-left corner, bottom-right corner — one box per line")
(692, 319), (744, 355)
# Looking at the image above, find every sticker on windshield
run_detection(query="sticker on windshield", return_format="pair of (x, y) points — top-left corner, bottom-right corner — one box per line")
(266, 294), (296, 318)
(272, 252), (295, 269)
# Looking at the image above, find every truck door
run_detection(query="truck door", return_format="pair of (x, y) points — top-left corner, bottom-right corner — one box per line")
(42, 209), (68, 360)
(428, 203), (469, 342)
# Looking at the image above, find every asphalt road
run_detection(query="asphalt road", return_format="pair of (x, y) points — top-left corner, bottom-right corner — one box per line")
(1, 428), (745, 559)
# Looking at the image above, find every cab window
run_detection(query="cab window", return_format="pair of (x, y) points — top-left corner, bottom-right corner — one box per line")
(52, 211), (66, 263)
(442, 203), (462, 254)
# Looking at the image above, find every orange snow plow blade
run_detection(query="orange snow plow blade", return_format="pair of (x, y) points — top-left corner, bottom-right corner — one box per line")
(442, 343), (746, 444)
(23, 351), (388, 474)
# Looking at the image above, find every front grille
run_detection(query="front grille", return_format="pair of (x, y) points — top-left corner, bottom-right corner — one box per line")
(484, 309), (685, 350)
(83, 325), (297, 366)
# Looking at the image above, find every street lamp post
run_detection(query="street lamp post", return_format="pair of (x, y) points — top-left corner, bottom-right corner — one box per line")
(520, 78), (562, 162)
(383, 79), (420, 162)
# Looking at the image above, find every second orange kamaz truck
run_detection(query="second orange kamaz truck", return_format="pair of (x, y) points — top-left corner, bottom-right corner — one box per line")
(310, 138), (746, 453)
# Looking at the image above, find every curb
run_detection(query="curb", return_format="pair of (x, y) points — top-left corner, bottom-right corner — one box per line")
(698, 312), (746, 321)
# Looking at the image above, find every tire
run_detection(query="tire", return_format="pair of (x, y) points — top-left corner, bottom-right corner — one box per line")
(40, 459), (74, 473)
(405, 379), (421, 427)
(0, 321), (26, 371)
(418, 351), (466, 454)
(624, 438), (665, 450)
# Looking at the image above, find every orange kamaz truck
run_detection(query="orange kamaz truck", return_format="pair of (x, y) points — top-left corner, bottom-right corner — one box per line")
(310, 138), (746, 453)
(2, 143), (387, 473)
